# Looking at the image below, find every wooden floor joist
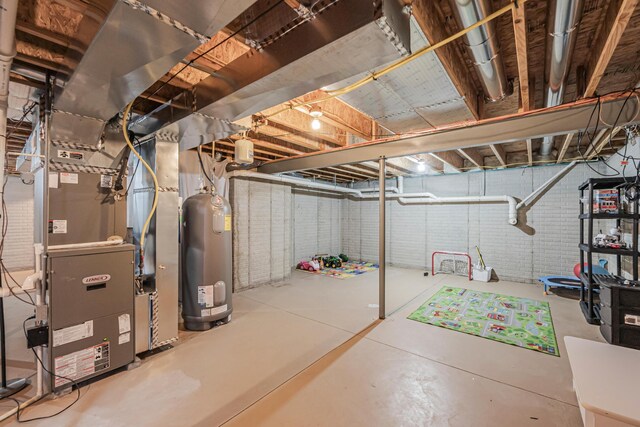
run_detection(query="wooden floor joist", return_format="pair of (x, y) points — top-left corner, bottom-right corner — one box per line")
(457, 148), (484, 168)
(490, 144), (507, 167)
(512, 2), (530, 111)
(429, 151), (464, 172)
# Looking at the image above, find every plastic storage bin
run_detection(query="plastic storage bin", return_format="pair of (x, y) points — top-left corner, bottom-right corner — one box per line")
(472, 266), (492, 282)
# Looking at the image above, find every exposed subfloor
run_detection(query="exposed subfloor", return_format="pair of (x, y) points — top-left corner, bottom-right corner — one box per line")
(0, 267), (601, 426)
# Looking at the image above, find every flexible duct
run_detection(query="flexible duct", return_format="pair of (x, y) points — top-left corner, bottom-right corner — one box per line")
(540, 0), (584, 157)
(0, 0), (18, 196)
(449, 0), (509, 101)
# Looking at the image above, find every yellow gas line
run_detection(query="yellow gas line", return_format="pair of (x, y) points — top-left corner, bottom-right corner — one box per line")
(122, 101), (159, 266)
(263, 1), (520, 121)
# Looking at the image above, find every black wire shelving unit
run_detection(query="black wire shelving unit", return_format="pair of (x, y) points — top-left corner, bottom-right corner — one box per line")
(579, 178), (639, 325)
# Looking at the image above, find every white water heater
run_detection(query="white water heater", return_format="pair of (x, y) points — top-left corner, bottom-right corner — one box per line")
(234, 138), (254, 164)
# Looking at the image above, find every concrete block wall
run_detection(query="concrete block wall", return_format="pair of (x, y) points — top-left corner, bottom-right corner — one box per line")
(343, 163), (610, 283)
(231, 179), (345, 290)
(292, 189), (342, 264)
(2, 177), (34, 271)
(231, 179), (292, 291)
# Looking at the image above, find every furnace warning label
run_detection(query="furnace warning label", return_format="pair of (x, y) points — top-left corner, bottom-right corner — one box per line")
(53, 320), (93, 347)
(49, 220), (67, 234)
(57, 150), (84, 161)
(100, 175), (113, 188)
(197, 286), (214, 308)
(54, 342), (110, 388)
(60, 172), (78, 184)
(224, 215), (232, 231)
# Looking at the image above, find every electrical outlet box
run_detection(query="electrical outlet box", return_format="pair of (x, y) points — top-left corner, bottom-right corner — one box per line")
(26, 325), (49, 348)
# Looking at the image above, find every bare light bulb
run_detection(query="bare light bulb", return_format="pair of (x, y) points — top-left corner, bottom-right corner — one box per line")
(417, 161), (426, 172)
(311, 118), (321, 130)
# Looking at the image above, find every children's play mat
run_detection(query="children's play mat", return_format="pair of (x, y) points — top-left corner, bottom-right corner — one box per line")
(408, 287), (559, 356)
(300, 261), (378, 279)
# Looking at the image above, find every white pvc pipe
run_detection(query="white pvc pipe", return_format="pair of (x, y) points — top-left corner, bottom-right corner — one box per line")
(399, 195), (518, 225)
(231, 170), (364, 196)
(359, 187), (398, 193)
(231, 171), (520, 225)
(516, 160), (577, 209)
(48, 237), (124, 250)
(0, 0), (18, 196)
(0, 248), (44, 421)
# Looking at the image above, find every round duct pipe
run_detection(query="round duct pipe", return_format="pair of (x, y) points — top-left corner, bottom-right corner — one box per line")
(449, 0), (510, 102)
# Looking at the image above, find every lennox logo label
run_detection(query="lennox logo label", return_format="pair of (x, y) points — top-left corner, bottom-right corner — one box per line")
(82, 274), (111, 285)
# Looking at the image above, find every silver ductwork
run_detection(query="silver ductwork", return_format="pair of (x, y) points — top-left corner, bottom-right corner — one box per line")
(131, 0), (411, 146)
(539, 0), (584, 157)
(51, 0), (257, 145)
(449, 0), (509, 102)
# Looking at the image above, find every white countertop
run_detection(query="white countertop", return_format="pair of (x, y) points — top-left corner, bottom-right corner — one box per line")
(565, 336), (640, 425)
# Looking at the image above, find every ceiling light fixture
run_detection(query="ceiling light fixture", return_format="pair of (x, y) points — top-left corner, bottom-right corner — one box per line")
(309, 105), (323, 131)
(417, 161), (426, 172)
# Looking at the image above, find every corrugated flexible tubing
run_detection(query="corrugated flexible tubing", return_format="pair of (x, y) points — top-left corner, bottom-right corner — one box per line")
(123, 101), (159, 269)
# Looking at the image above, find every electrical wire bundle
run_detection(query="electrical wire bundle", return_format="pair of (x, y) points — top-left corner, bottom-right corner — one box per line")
(575, 89), (640, 200)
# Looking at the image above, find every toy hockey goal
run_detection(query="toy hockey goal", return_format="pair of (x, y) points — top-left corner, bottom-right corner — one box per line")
(432, 251), (472, 280)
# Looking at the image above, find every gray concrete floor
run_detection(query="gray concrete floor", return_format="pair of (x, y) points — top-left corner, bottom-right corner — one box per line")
(0, 268), (599, 426)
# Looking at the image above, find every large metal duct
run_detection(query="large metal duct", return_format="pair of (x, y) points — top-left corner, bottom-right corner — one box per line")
(539, 0), (584, 157)
(130, 0), (411, 149)
(52, 0), (257, 144)
(449, 0), (509, 102)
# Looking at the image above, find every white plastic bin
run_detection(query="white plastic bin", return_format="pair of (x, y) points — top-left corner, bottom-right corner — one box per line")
(473, 266), (492, 282)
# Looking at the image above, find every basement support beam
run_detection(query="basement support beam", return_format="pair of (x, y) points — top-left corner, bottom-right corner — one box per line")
(490, 144), (507, 167)
(258, 91), (640, 174)
(378, 157), (386, 320)
(526, 139), (533, 166)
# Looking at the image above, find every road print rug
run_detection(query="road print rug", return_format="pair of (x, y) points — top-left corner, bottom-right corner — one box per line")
(408, 286), (559, 356)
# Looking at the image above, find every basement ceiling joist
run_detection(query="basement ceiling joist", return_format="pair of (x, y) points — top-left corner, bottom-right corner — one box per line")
(258, 92), (640, 174)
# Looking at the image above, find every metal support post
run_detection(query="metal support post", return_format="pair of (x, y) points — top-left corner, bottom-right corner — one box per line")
(378, 157), (386, 319)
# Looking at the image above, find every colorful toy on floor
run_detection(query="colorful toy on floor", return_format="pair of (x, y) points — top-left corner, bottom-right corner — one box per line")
(573, 261), (610, 278)
(323, 256), (343, 269)
(539, 259), (610, 296)
(297, 261), (378, 279)
(296, 260), (320, 272)
(408, 286), (559, 356)
(339, 253), (349, 262)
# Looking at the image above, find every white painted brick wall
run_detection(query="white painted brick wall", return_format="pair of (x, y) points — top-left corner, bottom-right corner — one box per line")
(231, 179), (293, 290)
(2, 177), (34, 271)
(231, 163), (620, 288)
(292, 189), (342, 260)
(342, 163), (611, 283)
